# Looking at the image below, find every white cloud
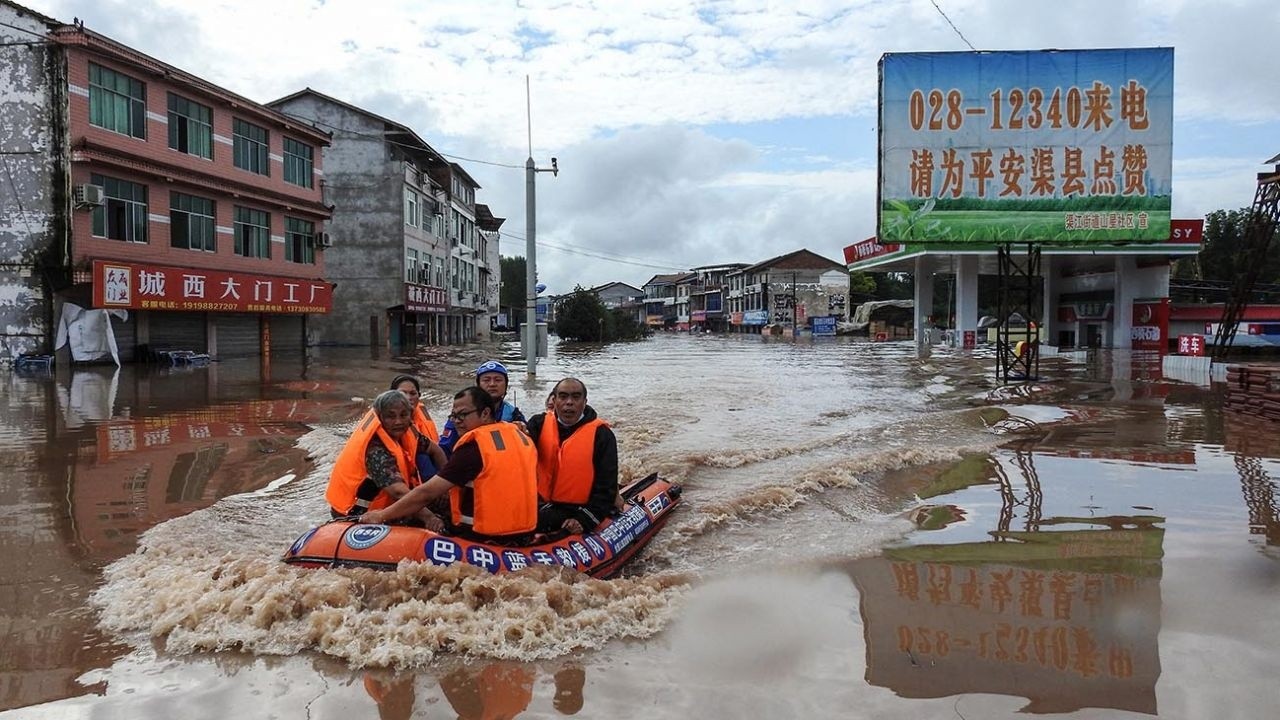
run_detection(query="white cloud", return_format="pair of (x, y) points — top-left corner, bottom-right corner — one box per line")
(26, 0), (1280, 291)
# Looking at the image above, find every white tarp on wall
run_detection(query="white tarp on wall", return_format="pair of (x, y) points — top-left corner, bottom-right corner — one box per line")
(54, 302), (126, 365)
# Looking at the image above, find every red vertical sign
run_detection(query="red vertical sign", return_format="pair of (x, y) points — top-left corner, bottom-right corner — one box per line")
(1131, 299), (1169, 351)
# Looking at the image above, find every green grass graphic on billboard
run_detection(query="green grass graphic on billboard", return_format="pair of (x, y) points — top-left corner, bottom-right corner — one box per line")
(878, 49), (1173, 245)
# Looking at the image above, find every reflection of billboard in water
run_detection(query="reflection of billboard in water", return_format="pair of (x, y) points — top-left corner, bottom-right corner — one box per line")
(851, 525), (1163, 715)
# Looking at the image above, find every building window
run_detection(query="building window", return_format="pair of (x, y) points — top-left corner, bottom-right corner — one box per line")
(451, 257), (460, 290)
(233, 119), (269, 175)
(170, 192), (215, 251)
(89, 63), (146, 139)
(234, 206), (270, 258)
(435, 257), (444, 288)
(285, 217), (314, 264)
(167, 93), (212, 159)
(90, 174), (148, 243)
(406, 247), (419, 282)
(405, 189), (419, 227)
(283, 138), (313, 188)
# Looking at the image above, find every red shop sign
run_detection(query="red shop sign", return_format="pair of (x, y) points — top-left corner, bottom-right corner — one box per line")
(93, 260), (332, 313)
(405, 283), (447, 312)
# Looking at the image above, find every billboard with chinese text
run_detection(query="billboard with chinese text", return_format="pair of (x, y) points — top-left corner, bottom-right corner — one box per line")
(93, 260), (332, 313)
(879, 48), (1173, 245)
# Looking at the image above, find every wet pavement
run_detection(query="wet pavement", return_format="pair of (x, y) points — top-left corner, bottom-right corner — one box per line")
(0, 336), (1277, 718)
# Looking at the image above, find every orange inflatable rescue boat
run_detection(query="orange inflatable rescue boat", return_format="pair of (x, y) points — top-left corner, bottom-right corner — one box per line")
(284, 474), (681, 579)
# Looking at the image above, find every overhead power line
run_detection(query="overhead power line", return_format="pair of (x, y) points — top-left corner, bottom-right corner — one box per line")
(499, 229), (688, 271)
(930, 0), (977, 51)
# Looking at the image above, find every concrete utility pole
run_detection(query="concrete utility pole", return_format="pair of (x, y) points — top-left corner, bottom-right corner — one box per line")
(524, 77), (557, 378)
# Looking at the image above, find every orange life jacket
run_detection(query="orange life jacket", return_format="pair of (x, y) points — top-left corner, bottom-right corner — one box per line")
(450, 422), (538, 536)
(536, 417), (605, 505)
(325, 409), (420, 514)
(413, 405), (440, 443)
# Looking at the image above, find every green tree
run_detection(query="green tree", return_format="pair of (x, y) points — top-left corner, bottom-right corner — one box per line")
(500, 256), (526, 326)
(555, 286), (608, 341)
(1170, 208), (1280, 302)
(848, 271), (877, 302)
(874, 272), (913, 300)
(554, 287), (650, 342)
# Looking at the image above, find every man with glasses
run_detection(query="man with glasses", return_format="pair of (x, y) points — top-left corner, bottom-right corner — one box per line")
(526, 378), (619, 535)
(359, 386), (538, 542)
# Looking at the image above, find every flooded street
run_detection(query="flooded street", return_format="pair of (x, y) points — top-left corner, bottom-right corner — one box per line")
(1, 334), (1277, 718)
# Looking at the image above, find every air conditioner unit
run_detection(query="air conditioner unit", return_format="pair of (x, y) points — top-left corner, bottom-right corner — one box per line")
(74, 184), (105, 207)
(311, 232), (332, 249)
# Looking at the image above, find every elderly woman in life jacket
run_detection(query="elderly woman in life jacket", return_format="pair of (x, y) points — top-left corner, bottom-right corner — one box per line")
(324, 389), (446, 530)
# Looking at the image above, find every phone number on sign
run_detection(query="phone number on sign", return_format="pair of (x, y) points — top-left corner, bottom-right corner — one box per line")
(906, 81), (1153, 133)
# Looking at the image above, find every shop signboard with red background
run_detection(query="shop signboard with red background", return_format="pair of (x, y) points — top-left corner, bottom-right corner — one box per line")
(843, 237), (904, 264)
(1167, 218), (1203, 244)
(405, 283), (447, 313)
(93, 260), (332, 313)
(1130, 298), (1169, 351)
(1177, 335), (1205, 356)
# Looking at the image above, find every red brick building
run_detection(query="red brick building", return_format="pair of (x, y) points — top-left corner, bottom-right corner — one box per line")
(52, 25), (333, 360)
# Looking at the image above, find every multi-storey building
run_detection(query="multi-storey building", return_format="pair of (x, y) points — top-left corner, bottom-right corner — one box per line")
(589, 282), (645, 325)
(674, 274), (697, 331)
(1, 4), (334, 361)
(476, 204), (504, 339)
(269, 89), (490, 347)
(689, 263), (746, 332)
(433, 162), (487, 342)
(0, 1), (60, 360)
(727, 249), (846, 333)
(641, 272), (693, 330)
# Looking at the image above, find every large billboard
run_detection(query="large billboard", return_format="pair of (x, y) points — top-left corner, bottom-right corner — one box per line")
(879, 48), (1173, 245)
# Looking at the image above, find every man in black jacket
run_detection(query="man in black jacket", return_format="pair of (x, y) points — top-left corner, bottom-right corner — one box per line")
(526, 378), (619, 534)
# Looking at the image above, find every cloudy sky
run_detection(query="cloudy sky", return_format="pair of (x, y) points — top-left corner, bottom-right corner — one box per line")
(27, 0), (1280, 293)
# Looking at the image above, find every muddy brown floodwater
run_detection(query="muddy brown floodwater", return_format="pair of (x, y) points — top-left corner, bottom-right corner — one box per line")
(1, 335), (1276, 719)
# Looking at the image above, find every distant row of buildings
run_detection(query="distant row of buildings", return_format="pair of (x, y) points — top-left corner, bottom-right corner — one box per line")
(570, 248), (850, 334)
(0, 1), (502, 363)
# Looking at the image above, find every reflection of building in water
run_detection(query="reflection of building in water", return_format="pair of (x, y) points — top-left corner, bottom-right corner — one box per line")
(1, 362), (327, 711)
(1037, 408), (1197, 467)
(66, 411), (313, 557)
(49, 367), (327, 557)
(1232, 454), (1280, 546)
(1221, 413), (1280, 546)
(850, 521), (1165, 715)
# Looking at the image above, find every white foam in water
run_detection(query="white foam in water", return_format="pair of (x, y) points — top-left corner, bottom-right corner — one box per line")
(247, 473), (297, 497)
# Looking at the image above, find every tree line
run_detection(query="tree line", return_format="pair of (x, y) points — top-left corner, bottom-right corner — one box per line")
(499, 256), (649, 343)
